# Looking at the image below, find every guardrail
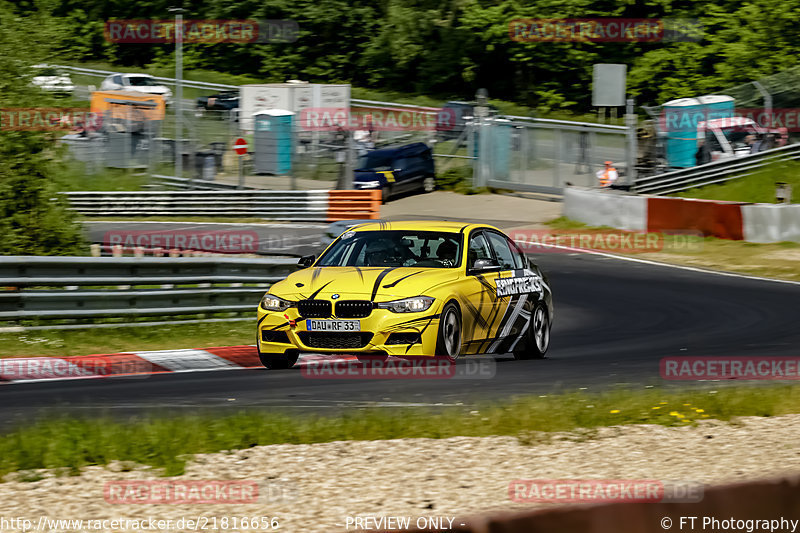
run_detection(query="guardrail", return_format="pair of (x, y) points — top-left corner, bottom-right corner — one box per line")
(53, 64), (630, 132)
(52, 64), (433, 110)
(150, 174), (258, 191)
(62, 190), (381, 221)
(0, 256), (296, 329)
(634, 143), (800, 195)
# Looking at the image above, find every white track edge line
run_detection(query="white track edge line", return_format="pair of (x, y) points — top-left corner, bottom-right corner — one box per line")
(518, 240), (800, 287)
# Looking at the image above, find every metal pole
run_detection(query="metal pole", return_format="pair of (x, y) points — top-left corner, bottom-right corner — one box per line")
(343, 131), (354, 190)
(752, 81), (772, 125)
(625, 98), (638, 186)
(238, 155), (244, 189)
(170, 7), (184, 184)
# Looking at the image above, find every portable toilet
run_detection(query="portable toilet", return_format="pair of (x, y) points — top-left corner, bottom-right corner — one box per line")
(253, 109), (294, 175)
(662, 95), (734, 168)
(490, 119), (512, 181)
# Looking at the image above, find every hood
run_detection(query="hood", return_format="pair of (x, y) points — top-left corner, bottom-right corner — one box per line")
(271, 266), (460, 301)
(129, 86), (170, 95)
(354, 170), (382, 181)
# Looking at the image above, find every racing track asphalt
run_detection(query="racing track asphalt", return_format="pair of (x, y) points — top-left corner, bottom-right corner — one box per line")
(2, 251), (800, 424)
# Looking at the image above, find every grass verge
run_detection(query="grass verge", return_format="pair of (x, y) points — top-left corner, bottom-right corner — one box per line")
(545, 217), (800, 281)
(674, 160), (800, 203)
(0, 321), (254, 358)
(3, 385), (800, 478)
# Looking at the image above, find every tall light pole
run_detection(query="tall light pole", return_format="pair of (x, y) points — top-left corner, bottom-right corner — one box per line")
(168, 7), (185, 181)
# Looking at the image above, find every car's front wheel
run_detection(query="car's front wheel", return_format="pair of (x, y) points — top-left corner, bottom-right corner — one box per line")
(381, 184), (392, 204)
(435, 302), (462, 360)
(514, 303), (550, 360)
(259, 352), (299, 370)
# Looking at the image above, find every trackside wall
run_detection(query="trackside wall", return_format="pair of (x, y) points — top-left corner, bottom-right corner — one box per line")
(563, 187), (800, 243)
(404, 475), (800, 533)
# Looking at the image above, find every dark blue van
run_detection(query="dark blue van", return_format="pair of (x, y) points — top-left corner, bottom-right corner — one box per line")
(353, 142), (435, 203)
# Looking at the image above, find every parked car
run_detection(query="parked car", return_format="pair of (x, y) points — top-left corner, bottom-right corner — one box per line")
(99, 73), (172, 106)
(353, 142), (436, 203)
(31, 64), (74, 96)
(196, 90), (240, 113)
(436, 100), (500, 140)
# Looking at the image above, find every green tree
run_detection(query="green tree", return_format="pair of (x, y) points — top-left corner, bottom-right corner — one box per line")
(0, 0), (86, 256)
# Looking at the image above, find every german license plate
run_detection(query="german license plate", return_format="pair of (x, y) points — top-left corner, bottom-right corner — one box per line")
(307, 319), (361, 332)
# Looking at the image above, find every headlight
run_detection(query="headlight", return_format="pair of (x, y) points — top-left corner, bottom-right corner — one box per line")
(355, 180), (381, 189)
(377, 296), (435, 313)
(260, 294), (292, 312)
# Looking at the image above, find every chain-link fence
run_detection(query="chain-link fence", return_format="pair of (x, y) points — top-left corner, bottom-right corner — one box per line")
(60, 95), (632, 194)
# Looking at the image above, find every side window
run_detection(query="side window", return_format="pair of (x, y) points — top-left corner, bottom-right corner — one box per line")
(486, 232), (516, 270)
(506, 237), (527, 269)
(467, 232), (492, 267)
(112, 75), (123, 85)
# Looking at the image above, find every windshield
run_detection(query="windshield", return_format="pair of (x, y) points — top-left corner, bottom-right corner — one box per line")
(35, 67), (62, 77)
(720, 125), (758, 144)
(317, 230), (462, 268)
(356, 152), (393, 171)
(126, 76), (159, 87)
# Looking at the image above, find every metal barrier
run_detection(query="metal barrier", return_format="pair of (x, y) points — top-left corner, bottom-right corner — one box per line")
(62, 189), (381, 221)
(62, 190), (329, 220)
(634, 143), (800, 195)
(52, 64), (437, 111)
(0, 256), (296, 327)
(150, 174), (257, 191)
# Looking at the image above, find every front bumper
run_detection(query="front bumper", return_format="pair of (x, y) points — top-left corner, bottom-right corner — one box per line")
(257, 305), (442, 357)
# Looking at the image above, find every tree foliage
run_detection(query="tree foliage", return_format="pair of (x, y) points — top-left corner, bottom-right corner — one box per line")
(22, 0), (800, 110)
(0, 0), (85, 255)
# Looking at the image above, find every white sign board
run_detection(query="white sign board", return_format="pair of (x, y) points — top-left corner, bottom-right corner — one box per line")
(240, 83), (351, 132)
(313, 84), (350, 109)
(592, 64), (626, 107)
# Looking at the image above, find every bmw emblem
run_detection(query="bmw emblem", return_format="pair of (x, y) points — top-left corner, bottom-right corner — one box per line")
(331, 294), (340, 299)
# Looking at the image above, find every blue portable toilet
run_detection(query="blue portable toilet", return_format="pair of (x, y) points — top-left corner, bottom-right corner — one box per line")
(490, 119), (512, 180)
(662, 95), (734, 168)
(253, 109), (294, 175)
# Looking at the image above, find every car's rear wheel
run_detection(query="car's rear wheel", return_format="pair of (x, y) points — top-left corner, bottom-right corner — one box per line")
(514, 303), (550, 360)
(259, 351), (299, 370)
(423, 176), (435, 193)
(436, 302), (462, 360)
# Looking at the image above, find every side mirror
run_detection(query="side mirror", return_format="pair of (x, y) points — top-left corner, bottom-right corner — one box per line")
(470, 258), (501, 273)
(297, 254), (315, 269)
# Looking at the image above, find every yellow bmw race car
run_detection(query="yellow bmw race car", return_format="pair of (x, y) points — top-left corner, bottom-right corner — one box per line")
(256, 221), (553, 369)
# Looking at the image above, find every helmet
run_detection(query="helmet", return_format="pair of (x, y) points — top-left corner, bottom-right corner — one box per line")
(436, 239), (458, 261)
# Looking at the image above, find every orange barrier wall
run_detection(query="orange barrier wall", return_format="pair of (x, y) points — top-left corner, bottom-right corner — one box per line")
(403, 475), (800, 533)
(327, 190), (381, 221)
(648, 197), (746, 240)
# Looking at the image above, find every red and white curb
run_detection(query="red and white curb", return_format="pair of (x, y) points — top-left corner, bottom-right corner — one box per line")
(0, 346), (357, 384)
